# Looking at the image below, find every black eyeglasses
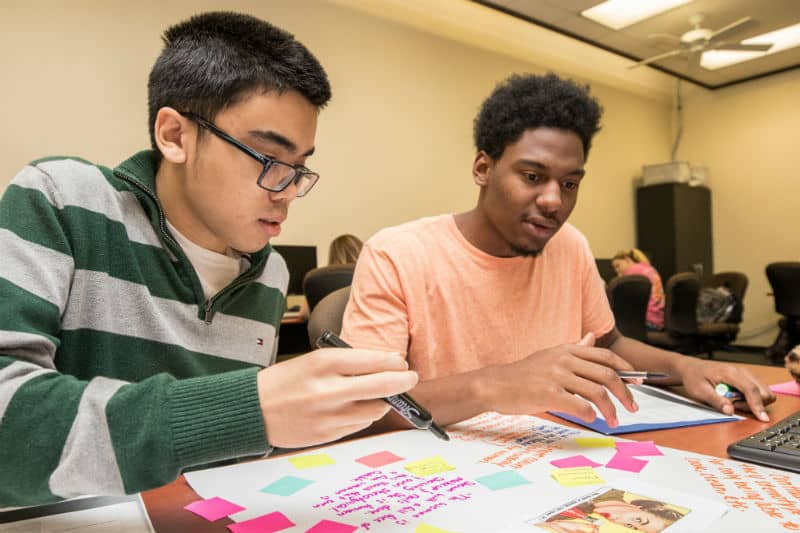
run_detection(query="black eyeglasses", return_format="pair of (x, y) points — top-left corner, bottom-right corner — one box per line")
(179, 111), (320, 197)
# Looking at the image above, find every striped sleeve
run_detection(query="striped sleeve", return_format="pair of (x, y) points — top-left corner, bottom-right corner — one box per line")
(0, 164), (267, 507)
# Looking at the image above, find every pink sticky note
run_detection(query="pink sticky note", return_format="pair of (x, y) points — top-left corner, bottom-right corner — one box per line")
(356, 450), (405, 468)
(615, 441), (664, 457)
(227, 512), (294, 533)
(184, 497), (246, 522)
(770, 380), (800, 397)
(605, 452), (648, 473)
(550, 455), (602, 468)
(305, 519), (359, 533)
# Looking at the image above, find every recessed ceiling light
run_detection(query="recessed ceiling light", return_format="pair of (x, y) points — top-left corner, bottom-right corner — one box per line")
(701, 22), (800, 70)
(581, 0), (694, 30)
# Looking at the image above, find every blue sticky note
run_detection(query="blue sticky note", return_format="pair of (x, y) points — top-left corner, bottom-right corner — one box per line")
(261, 475), (314, 496)
(475, 470), (530, 491)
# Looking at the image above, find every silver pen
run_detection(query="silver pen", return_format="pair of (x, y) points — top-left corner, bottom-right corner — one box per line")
(617, 371), (670, 379)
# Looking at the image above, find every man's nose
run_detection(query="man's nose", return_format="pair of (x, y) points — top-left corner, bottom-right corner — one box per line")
(536, 180), (562, 213)
(269, 181), (299, 204)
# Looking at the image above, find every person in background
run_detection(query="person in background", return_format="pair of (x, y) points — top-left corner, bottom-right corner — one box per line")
(294, 234), (364, 319)
(612, 248), (665, 330)
(329, 233), (363, 265)
(0, 11), (417, 507)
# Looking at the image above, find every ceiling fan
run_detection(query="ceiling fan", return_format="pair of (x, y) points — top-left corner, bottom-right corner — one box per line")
(628, 14), (773, 69)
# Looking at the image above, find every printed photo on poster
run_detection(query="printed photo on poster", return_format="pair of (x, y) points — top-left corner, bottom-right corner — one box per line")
(532, 487), (690, 533)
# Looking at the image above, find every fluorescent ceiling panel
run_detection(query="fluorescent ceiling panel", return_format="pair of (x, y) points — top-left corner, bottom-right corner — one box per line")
(581, 0), (693, 30)
(701, 22), (800, 70)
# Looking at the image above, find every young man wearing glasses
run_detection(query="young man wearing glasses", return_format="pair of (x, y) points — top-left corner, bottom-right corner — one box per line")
(0, 12), (416, 506)
(342, 73), (774, 434)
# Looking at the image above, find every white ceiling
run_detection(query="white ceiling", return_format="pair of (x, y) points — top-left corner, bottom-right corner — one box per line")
(475, 0), (800, 88)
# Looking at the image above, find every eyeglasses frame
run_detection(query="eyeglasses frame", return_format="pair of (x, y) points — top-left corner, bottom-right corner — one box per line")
(178, 111), (319, 197)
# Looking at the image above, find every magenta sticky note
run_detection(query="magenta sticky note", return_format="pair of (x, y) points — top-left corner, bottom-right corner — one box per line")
(356, 450), (404, 468)
(550, 455), (602, 468)
(605, 452), (648, 473)
(615, 440), (664, 457)
(770, 380), (800, 397)
(305, 519), (359, 533)
(184, 496), (245, 521)
(227, 511), (295, 533)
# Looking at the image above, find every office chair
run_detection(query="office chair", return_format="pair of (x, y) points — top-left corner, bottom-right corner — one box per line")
(696, 271), (749, 358)
(307, 286), (351, 347)
(647, 272), (701, 354)
(607, 275), (651, 342)
(302, 264), (355, 312)
(765, 262), (800, 362)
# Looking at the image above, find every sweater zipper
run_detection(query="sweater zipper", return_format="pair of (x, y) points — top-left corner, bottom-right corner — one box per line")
(203, 266), (264, 324)
(114, 168), (260, 325)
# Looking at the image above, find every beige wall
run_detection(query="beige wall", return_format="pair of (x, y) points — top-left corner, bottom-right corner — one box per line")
(679, 69), (800, 345)
(0, 0), (671, 266)
(4, 1), (791, 345)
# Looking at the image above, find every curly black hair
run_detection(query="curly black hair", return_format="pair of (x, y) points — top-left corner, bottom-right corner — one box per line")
(147, 11), (331, 153)
(473, 73), (602, 160)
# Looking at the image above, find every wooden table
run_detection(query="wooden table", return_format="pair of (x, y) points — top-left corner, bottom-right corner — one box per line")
(141, 363), (797, 533)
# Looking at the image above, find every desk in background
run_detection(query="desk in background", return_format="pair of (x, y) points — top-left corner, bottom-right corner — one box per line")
(141, 363), (797, 533)
(277, 307), (311, 357)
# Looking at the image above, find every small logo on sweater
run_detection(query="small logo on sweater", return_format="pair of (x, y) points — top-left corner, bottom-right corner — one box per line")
(257, 338), (264, 346)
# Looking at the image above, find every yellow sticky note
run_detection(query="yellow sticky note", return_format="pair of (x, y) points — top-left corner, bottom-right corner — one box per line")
(415, 524), (458, 533)
(575, 437), (615, 448)
(288, 453), (336, 470)
(551, 467), (605, 487)
(404, 455), (456, 477)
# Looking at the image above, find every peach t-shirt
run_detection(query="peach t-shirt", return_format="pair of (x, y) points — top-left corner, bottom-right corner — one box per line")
(341, 215), (615, 381)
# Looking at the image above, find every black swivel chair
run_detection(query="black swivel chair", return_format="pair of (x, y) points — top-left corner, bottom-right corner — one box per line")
(696, 271), (748, 358)
(647, 272), (701, 354)
(307, 286), (351, 347)
(765, 262), (800, 362)
(302, 264), (355, 312)
(607, 275), (651, 342)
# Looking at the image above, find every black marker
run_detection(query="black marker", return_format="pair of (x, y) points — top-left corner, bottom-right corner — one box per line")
(316, 330), (450, 441)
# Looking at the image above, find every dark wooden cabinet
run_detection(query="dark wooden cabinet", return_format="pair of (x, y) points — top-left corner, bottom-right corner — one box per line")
(636, 182), (713, 281)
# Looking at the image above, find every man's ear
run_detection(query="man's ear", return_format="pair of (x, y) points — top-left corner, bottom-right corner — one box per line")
(153, 108), (192, 164)
(472, 150), (492, 186)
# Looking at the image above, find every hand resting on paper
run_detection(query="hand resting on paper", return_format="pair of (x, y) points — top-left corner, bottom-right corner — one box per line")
(481, 332), (639, 428)
(257, 348), (418, 448)
(671, 356), (775, 422)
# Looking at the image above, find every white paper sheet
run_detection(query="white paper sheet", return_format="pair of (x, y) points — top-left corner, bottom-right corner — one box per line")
(184, 413), (797, 532)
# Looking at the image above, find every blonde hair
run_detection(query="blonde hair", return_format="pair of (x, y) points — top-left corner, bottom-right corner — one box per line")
(612, 248), (650, 264)
(328, 234), (363, 265)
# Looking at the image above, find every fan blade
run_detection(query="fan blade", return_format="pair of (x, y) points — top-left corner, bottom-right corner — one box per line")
(627, 49), (685, 69)
(709, 16), (753, 41)
(714, 42), (773, 52)
(648, 32), (681, 42)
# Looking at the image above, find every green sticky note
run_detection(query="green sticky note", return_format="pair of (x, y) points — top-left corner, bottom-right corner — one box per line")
(288, 453), (336, 470)
(575, 437), (616, 448)
(475, 470), (530, 491)
(261, 475), (314, 496)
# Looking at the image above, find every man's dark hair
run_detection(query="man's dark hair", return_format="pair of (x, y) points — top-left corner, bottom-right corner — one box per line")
(473, 73), (602, 160)
(147, 11), (331, 152)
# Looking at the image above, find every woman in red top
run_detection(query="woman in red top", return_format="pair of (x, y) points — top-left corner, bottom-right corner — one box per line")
(612, 248), (665, 331)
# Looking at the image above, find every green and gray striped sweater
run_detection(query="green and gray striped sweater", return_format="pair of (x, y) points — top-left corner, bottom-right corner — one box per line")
(0, 150), (288, 506)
